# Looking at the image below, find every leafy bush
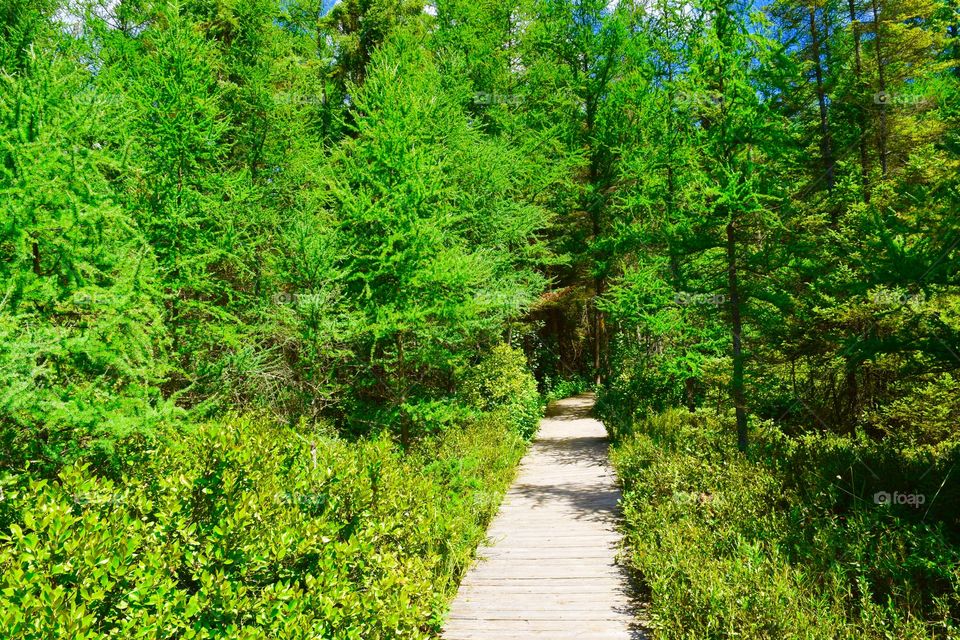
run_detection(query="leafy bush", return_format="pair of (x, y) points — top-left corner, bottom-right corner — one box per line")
(612, 409), (960, 639)
(542, 374), (593, 405)
(461, 344), (542, 439)
(0, 414), (524, 639)
(864, 373), (960, 446)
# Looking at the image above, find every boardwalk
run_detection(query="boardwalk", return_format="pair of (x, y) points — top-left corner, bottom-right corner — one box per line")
(443, 394), (645, 640)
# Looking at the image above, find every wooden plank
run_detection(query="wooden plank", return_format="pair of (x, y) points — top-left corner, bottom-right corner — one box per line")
(447, 632), (638, 636)
(442, 394), (647, 639)
(445, 632), (640, 640)
(458, 577), (628, 586)
(444, 623), (635, 632)
(448, 605), (635, 618)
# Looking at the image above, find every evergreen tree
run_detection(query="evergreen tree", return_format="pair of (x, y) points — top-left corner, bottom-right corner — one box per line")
(319, 31), (549, 441)
(0, 0), (169, 476)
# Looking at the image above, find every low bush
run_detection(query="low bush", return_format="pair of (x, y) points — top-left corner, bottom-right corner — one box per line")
(0, 413), (525, 639)
(864, 373), (960, 446)
(541, 373), (593, 405)
(461, 344), (542, 439)
(612, 409), (960, 639)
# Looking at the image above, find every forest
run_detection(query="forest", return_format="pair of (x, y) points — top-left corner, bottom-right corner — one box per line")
(0, 0), (958, 637)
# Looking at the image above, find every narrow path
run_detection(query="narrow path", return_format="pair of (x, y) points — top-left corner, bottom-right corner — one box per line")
(443, 394), (645, 640)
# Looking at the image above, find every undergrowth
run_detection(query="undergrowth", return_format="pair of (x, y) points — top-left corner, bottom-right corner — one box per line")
(609, 408), (960, 639)
(0, 413), (524, 639)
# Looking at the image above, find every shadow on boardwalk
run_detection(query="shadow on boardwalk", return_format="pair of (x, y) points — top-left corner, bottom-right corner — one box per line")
(527, 435), (610, 468)
(510, 481), (620, 523)
(544, 392), (597, 420)
(443, 393), (650, 640)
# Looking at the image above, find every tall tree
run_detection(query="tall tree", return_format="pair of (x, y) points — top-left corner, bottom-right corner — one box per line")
(0, 0), (168, 476)
(320, 30), (549, 441)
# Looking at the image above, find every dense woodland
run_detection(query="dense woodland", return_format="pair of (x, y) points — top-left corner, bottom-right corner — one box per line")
(1, 0), (958, 637)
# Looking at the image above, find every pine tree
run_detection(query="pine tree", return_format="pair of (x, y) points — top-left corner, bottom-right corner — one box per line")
(0, 1), (168, 476)
(320, 30), (549, 442)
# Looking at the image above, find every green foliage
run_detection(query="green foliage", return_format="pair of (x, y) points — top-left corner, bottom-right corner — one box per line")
(317, 31), (549, 440)
(0, 412), (524, 639)
(0, 9), (549, 637)
(612, 409), (960, 638)
(1, 0), (958, 636)
(596, 0), (960, 447)
(461, 344), (542, 439)
(865, 373), (960, 446)
(321, 0), (427, 86)
(117, 5), (282, 411)
(541, 373), (592, 405)
(0, 9), (171, 477)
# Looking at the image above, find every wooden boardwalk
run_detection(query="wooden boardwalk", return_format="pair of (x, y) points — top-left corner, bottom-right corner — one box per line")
(443, 394), (645, 640)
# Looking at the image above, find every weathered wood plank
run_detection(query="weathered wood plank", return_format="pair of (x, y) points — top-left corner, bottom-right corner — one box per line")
(445, 633), (639, 640)
(450, 606), (632, 615)
(442, 394), (647, 639)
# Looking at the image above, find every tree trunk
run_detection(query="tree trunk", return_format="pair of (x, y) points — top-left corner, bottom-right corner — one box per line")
(32, 241), (42, 276)
(685, 377), (697, 412)
(870, 0), (889, 176)
(845, 366), (859, 435)
(950, 16), (959, 76)
(593, 275), (603, 385)
(847, 0), (871, 201)
(396, 335), (409, 448)
(809, 5), (835, 199)
(726, 219), (748, 452)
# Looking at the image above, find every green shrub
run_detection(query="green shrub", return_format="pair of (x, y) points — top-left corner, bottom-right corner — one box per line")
(461, 344), (542, 439)
(612, 409), (960, 639)
(864, 373), (960, 446)
(542, 374), (593, 405)
(0, 413), (524, 639)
